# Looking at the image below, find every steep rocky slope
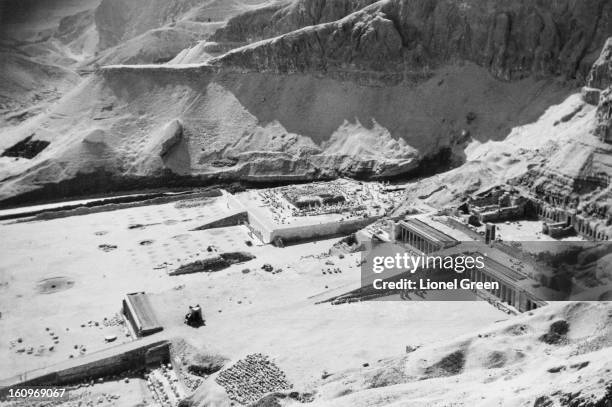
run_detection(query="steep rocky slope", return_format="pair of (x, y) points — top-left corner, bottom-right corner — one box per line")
(212, 0), (612, 82)
(0, 0), (270, 129)
(397, 36), (612, 239)
(0, 62), (569, 204)
(210, 0), (379, 45)
(172, 0), (382, 64)
(2, 0), (612, 205)
(0, 0), (99, 127)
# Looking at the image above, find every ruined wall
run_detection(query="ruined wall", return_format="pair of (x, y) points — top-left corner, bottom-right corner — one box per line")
(191, 211), (249, 231)
(1, 340), (170, 389)
(536, 202), (611, 241)
(268, 215), (381, 244)
(478, 205), (525, 223)
(245, 209), (274, 243)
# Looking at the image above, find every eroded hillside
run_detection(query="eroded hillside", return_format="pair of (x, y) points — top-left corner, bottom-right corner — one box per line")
(0, 0), (271, 129)
(176, 302), (612, 407)
(212, 0), (612, 81)
(0, 61), (570, 204)
(395, 36), (612, 239)
(1, 0), (612, 206)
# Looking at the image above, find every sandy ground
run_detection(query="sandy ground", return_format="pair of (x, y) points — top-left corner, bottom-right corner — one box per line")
(60, 379), (151, 407)
(0, 194), (504, 388)
(302, 301), (612, 407)
(0, 378), (153, 406)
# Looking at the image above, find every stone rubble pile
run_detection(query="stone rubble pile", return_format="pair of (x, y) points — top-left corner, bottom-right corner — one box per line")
(146, 363), (183, 407)
(322, 267), (342, 275)
(102, 314), (124, 327)
(215, 353), (291, 405)
(256, 180), (400, 225)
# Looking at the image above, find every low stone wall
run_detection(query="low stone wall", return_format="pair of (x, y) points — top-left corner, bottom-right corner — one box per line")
(269, 216), (380, 244)
(0, 339), (170, 391)
(245, 209), (274, 243)
(478, 205), (524, 222)
(191, 211), (248, 231)
(169, 252), (255, 275)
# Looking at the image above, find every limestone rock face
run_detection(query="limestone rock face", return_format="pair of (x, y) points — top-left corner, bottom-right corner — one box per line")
(590, 37), (612, 142)
(210, 4), (286, 44)
(210, 0), (379, 45)
(160, 119), (184, 158)
(595, 87), (612, 142)
(212, 0), (612, 82)
(587, 37), (612, 90)
(582, 87), (601, 106)
(3, 0), (612, 204)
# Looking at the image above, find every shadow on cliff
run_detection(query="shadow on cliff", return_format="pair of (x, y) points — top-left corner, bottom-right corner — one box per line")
(214, 63), (572, 155)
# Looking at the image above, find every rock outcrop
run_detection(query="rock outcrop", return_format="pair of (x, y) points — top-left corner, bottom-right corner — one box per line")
(397, 38), (612, 239)
(595, 87), (612, 143)
(587, 37), (612, 143)
(210, 0), (379, 45)
(159, 119), (184, 157)
(3, 0), (612, 204)
(212, 0), (612, 82)
(588, 38), (612, 90)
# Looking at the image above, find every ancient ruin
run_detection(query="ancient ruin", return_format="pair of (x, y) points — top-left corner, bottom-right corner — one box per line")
(1, 0), (612, 406)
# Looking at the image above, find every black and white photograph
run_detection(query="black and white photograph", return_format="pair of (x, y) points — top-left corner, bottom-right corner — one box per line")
(0, 0), (611, 406)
